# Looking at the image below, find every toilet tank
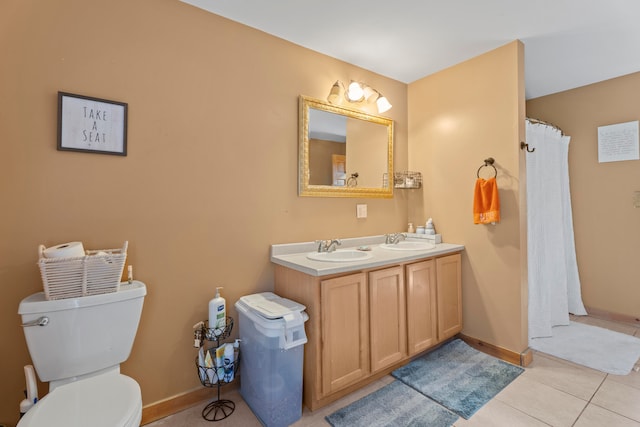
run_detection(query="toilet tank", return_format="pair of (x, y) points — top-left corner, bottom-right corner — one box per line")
(18, 281), (146, 383)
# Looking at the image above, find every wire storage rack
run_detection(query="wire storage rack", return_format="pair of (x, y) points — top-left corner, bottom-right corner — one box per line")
(194, 318), (240, 422)
(383, 171), (423, 189)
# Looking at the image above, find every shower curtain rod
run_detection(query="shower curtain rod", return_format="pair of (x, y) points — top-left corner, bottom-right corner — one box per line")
(526, 117), (565, 136)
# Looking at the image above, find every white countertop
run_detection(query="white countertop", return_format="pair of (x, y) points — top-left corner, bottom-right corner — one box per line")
(271, 235), (464, 277)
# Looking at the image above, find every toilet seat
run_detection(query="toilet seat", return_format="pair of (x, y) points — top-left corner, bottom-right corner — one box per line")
(17, 373), (142, 427)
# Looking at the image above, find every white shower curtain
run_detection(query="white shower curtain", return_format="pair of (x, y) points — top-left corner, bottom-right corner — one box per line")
(527, 121), (587, 341)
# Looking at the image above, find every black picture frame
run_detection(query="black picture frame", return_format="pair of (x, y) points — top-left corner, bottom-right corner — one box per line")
(57, 92), (128, 156)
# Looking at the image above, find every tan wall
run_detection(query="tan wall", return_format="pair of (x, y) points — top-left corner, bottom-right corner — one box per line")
(407, 41), (528, 353)
(527, 72), (640, 319)
(0, 0), (408, 424)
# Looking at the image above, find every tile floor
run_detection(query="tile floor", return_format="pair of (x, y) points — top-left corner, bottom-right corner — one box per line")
(147, 316), (640, 427)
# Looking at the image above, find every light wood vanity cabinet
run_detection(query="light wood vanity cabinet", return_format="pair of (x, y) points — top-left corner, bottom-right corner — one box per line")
(436, 254), (463, 340)
(320, 272), (369, 395)
(406, 259), (438, 355)
(368, 266), (406, 373)
(274, 251), (462, 411)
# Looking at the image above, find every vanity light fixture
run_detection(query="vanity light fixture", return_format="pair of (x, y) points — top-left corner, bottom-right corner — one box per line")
(326, 80), (392, 114)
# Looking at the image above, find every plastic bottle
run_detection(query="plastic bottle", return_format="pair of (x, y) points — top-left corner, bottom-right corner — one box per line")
(407, 223), (414, 233)
(19, 365), (38, 418)
(208, 287), (226, 336)
(223, 343), (235, 382)
(233, 339), (241, 371)
(425, 218), (436, 235)
(215, 345), (226, 381)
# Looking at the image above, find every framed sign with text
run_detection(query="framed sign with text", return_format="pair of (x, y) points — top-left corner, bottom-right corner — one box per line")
(57, 92), (128, 156)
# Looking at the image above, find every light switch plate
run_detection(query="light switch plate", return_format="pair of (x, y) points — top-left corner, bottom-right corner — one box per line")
(356, 204), (367, 218)
(634, 191), (640, 208)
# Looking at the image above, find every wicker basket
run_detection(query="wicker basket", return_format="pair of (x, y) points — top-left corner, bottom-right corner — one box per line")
(38, 241), (128, 300)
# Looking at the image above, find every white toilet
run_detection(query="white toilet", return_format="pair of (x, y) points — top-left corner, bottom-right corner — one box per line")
(17, 280), (147, 427)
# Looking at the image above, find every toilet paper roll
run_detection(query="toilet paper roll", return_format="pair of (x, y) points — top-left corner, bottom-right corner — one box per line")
(43, 241), (85, 258)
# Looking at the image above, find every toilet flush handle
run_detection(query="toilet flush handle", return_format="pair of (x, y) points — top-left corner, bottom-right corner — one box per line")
(21, 316), (49, 327)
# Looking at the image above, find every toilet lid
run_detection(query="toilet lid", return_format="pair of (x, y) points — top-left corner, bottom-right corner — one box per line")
(18, 373), (141, 427)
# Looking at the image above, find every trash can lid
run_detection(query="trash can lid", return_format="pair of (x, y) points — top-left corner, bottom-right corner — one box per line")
(237, 292), (305, 320)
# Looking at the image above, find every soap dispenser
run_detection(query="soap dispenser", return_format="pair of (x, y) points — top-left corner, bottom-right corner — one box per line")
(208, 287), (226, 336)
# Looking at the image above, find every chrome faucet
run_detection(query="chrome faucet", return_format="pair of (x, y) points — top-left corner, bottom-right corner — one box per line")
(316, 239), (342, 252)
(385, 233), (407, 244)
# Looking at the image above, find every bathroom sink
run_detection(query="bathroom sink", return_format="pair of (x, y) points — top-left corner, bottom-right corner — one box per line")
(379, 241), (436, 251)
(306, 249), (374, 262)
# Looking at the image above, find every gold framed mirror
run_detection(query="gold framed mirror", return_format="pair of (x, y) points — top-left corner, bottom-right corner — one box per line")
(298, 95), (394, 198)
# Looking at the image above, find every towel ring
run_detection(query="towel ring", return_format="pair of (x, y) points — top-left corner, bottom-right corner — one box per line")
(477, 157), (497, 179)
(346, 172), (359, 187)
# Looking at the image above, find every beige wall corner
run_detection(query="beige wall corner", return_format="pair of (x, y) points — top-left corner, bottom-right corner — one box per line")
(408, 40), (528, 354)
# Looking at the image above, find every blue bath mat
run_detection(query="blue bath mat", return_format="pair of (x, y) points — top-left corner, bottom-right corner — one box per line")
(392, 339), (524, 419)
(325, 380), (458, 427)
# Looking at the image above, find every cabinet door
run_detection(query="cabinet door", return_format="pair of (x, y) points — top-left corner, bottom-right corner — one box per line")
(436, 253), (463, 340)
(321, 273), (369, 395)
(369, 266), (406, 372)
(406, 260), (437, 356)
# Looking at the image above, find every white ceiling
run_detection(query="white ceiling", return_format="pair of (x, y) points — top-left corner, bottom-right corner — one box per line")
(181, 0), (640, 100)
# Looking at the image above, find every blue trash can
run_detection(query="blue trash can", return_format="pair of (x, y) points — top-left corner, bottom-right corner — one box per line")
(236, 292), (308, 427)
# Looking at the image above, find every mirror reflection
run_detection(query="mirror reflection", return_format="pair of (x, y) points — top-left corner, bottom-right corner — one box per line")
(299, 96), (394, 198)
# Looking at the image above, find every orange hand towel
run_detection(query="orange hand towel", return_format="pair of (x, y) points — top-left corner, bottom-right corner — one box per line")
(473, 177), (500, 224)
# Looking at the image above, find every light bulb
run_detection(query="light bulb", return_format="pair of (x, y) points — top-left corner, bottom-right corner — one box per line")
(347, 81), (364, 102)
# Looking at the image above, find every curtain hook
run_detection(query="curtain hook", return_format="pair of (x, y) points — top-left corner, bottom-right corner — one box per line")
(521, 142), (535, 153)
